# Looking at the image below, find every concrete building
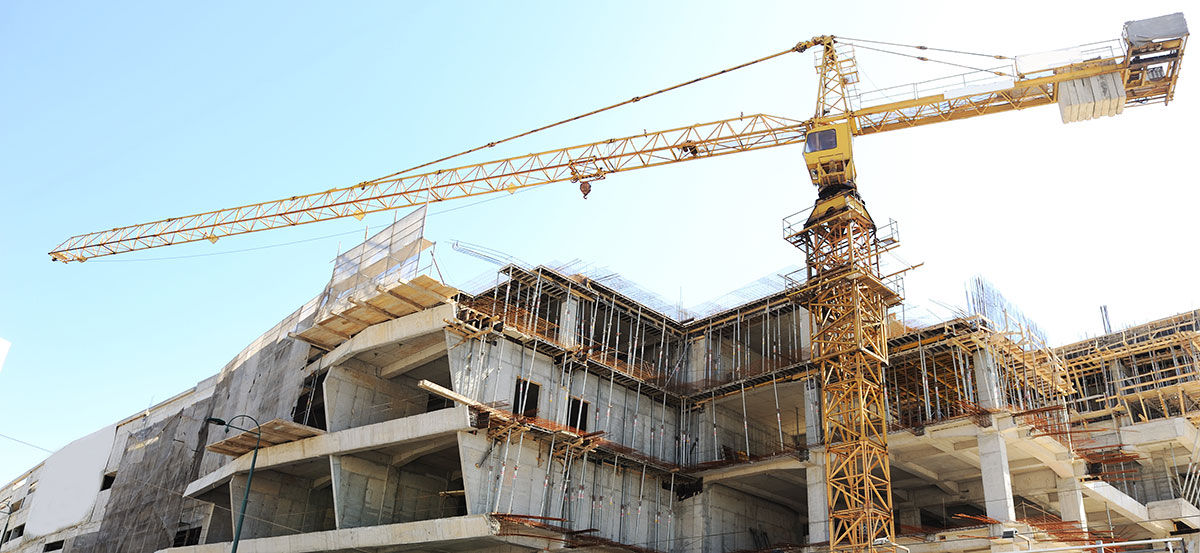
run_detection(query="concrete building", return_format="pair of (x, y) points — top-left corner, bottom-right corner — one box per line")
(3, 211), (1200, 553)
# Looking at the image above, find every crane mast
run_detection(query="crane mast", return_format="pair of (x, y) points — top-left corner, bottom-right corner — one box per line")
(793, 37), (899, 553)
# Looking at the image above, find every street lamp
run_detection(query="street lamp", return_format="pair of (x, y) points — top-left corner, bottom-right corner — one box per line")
(205, 415), (261, 553)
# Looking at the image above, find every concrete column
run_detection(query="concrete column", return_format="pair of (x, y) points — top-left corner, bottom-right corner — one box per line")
(1057, 476), (1088, 529)
(804, 376), (829, 544)
(687, 336), (709, 387)
(978, 431), (1016, 522)
(558, 296), (579, 347)
(804, 377), (822, 446)
(896, 507), (922, 531)
(973, 349), (1003, 411)
(807, 457), (829, 544)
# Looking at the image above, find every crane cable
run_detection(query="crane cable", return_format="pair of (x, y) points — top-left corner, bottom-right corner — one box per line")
(362, 45), (803, 185)
(839, 40), (1015, 77)
(836, 36), (1010, 60)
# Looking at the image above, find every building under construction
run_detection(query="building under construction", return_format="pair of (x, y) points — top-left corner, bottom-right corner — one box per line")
(9, 10), (1195, 553)
(4, 206), (1200, 553)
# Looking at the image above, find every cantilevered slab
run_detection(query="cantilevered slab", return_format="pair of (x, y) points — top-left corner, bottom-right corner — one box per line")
(154, 514), (517, 553)
(186, 406), (472, 498)
(292, 274), (458, 351)
(205, 418), (324, 457)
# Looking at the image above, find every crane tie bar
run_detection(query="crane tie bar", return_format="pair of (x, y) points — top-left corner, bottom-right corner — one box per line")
(364, 45), (804, 185)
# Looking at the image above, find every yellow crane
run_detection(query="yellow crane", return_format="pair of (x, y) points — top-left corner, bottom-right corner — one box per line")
(47, 13), (1187, 553)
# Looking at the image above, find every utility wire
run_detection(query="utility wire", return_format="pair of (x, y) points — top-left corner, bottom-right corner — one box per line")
(0, 432), (54, 454)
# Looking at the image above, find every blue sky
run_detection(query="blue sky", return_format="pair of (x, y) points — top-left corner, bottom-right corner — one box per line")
(2, 1), (1197, 484)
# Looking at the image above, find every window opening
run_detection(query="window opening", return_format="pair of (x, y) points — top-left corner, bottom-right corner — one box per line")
(292, 371), (328, 430)
(173, 527), (202, 547)
(514, 379), (540, 418)
(4, 524), (24, 543)
(567, 397), (590, 432)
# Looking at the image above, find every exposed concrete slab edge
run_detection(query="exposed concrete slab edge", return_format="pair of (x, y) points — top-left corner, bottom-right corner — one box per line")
(185, 405), (472, 497)
(154, 513), (499, 553)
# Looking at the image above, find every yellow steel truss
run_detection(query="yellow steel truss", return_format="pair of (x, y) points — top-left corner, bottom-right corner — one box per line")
(49, 30), (1186, 263)
(791, 192), (901, 553)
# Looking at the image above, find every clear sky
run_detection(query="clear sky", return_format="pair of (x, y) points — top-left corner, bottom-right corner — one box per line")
(1, 1), (1197, 485)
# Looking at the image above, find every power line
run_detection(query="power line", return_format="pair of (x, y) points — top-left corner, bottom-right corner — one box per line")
(0, 432), (54, 454)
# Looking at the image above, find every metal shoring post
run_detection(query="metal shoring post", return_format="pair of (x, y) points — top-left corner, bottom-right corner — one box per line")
(636, 463), (647, 544)
(493, 429), (515, 512)
(528, 272), (544, 337)
(711, 390), (719, 461)
(538, 433), (558, 517)
(501, 272), (513, 329)
(618, 460), (628, 543)
(609, 455), (621, 535)
(740, 380), (751, 457)
(932, 342), (943, 419)
(768, 305), (785, 450)
(628, 311), (647, 443)
(559, 448), (578, 522)
(575, 449), (592, 532)
(772, 359), (785, 451)
(600, 298), (614, 372)
(667, 473), (676, 551)
(919, 339), (931, 422)
(506, 405), (531, 514)
(659, 381), (670, 460)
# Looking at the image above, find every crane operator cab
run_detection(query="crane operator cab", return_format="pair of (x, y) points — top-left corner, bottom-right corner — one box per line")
(804, 121), (856, 198)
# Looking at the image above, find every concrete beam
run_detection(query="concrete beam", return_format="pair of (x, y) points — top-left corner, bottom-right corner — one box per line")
(1080, 480), (1172, 535)
(696, 455), (809, 481)
(378, 335), (447, 379)
(1147, 498), (1200, 530)
(712, 481), (805, 513)
(892, 458), (959, 496)
(319, 303), (455, 371)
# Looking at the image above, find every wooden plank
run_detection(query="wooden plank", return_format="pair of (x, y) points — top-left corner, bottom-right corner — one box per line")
(349, 298), (400, 319)
(205, 418), (325, 457)
(378, 285), (429, 312)
(288, 332), (333, 352)
(331, 311), (373, 328)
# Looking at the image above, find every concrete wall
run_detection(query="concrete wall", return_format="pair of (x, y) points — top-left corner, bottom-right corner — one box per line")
(229, 470), (335, 539)
(323, 362), (430, 432)
(331, 453), (459, 528)
(703, 484), (799, 553)
(447, 336), (682, 462)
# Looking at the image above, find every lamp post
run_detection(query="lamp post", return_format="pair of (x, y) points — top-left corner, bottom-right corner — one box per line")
(205, 415), (261, 553)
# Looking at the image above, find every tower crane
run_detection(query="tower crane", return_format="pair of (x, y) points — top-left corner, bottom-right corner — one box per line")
(47, 13), (1187, 553)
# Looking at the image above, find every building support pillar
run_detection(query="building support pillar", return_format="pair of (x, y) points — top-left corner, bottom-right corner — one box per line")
(558, 296), (579, 347)
(973, 349), (1003, 411)
(805, 376), (829, 544)
(978, 430), (1016, 523)
(1058, 475), (1088, 529)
